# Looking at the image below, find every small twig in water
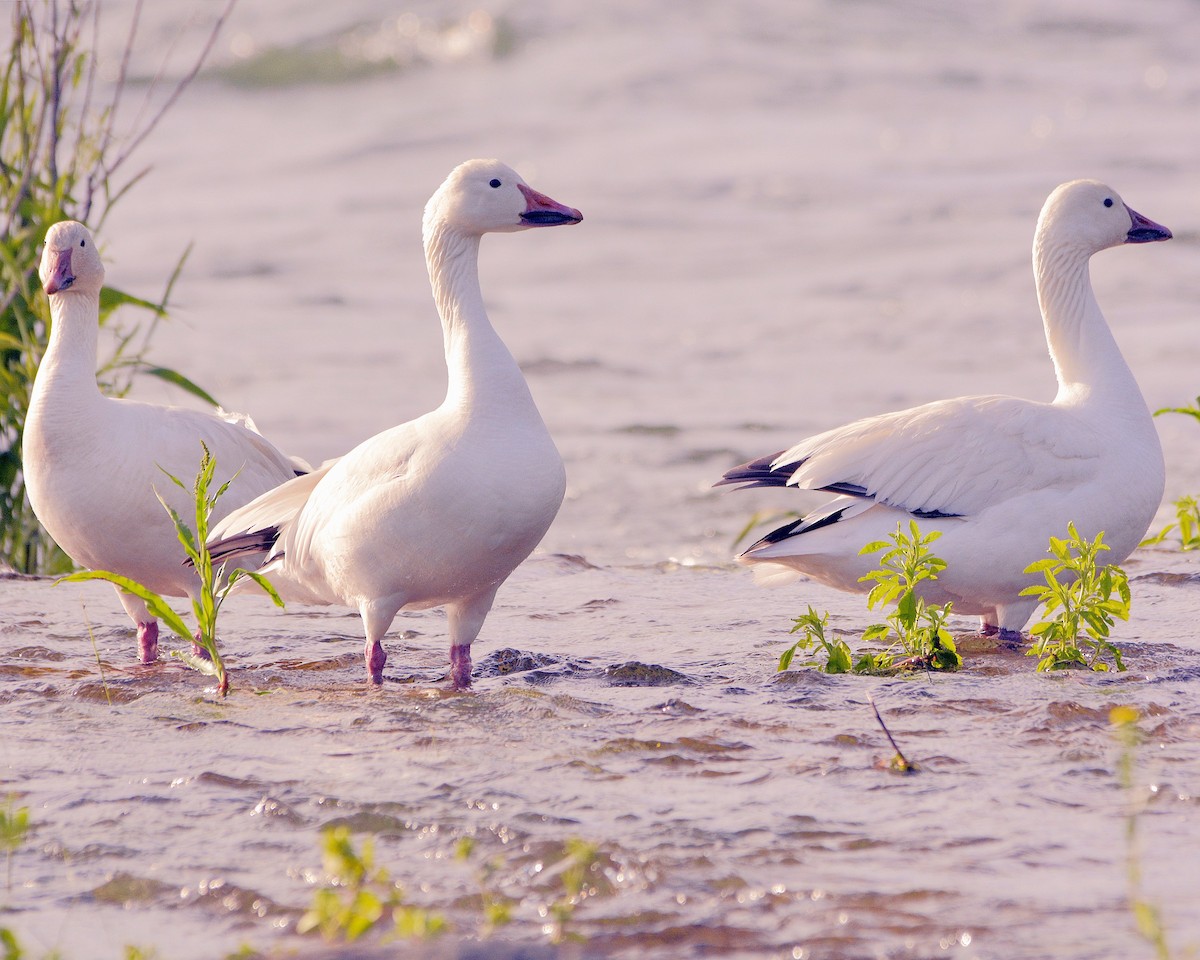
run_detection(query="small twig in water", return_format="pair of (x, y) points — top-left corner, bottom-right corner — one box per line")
(868, 692), (917, 773)
(81, 603), (113, 707)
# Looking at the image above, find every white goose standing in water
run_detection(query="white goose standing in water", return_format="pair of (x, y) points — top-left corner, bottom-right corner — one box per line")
(719, 180), (1170, 638)
(208, 159), (582, 688)
(24, 221), (303, 662)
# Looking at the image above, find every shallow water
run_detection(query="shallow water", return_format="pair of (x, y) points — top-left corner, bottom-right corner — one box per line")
(5, 551), (1200, 960)
(6, 0), (1200, 957)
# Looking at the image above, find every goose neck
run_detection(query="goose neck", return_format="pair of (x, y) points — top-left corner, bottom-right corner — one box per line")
(1034, 240), (1140, 407)
(32, 293), (103, 404)
(424, 222), (533, 412)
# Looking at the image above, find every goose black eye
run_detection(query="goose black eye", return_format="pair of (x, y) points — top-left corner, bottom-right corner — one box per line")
(1103, 198), (1113, 208)
(489, 178), (502, 188)
(80, 239), (86, 247)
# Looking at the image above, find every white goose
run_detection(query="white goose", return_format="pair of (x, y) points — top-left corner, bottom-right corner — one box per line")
(719, 180), (1170, 638)
(207, 159), (582, 688)
(23, 220), (303, 662)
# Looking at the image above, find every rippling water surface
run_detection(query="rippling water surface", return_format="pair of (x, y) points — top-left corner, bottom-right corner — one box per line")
(6, 0), (1200, 957)
(6, 549), (1200, 959)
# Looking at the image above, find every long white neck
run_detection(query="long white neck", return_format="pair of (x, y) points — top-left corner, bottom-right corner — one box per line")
(1034, 237), (1145, 415)
(424, 221), (540, 418)
(31, 291), (104, 412)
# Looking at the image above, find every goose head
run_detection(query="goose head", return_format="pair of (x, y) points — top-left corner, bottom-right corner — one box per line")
(40, 221), (105, 297)
(423, 159), (582, 238)
(1036, 180), (1171, 257)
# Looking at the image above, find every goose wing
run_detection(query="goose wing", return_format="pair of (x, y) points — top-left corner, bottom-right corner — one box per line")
(722, 395), (1102, 518)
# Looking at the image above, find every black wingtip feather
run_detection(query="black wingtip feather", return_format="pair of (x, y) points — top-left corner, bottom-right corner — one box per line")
(188, 526), (282, 568)
(751, 504), (851, 549)
(715, 450), (791, 489)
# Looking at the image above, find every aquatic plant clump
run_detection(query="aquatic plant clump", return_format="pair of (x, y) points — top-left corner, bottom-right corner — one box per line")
(778, 521), (960, 674)
(299, 826), (446, 942)
(858, 521), (961, 671)
(1021, 523), (1131, 672)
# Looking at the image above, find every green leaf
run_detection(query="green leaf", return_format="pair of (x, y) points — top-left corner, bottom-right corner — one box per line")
(99, 285), (168, 318)
(778, 645), (797, 671)
(57, 571), (193, 642)
(229, 568), (286, 608)
(826, 641), (852, 674)
(141, 366), (220, 407)
(170, 648), (219, 677)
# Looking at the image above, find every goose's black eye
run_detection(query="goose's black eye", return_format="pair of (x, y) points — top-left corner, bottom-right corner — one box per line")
(489, 178), (502, 188)
(1103, 198), (1113, 208)
(80, 239), (86, 247)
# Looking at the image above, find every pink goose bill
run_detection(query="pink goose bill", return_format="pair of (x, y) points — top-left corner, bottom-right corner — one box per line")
(518, 183), (583, 226)
(43, 247), (76, 295)
(1125, 205), (1171, 243)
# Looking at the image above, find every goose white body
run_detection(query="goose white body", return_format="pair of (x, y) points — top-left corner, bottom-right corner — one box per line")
(209, 159), (582, 688)
(720, 180), (1169, 636)
(23, 221), (301, 661)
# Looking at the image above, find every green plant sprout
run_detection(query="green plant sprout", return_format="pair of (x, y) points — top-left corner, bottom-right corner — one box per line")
(778, 605), (854, 674)
(298, 826), (445, 943)
(1141, 495), (1200, 552)
(544, 837), (603, 944)
(1142, 397), (1200, 552)
(1, 797), (30, 895)
(776, 522), (960, 674)
(858, 521), (961, 671)
(454, 837), (514, 935)
(1111, 706), (1173, 960)
(58, 444), (282, 697)
(1020, 523), (1130, 672)
(0, 927), (172, 960)
(1154, 395), (1200, 424)
(0, 927), (24, 960)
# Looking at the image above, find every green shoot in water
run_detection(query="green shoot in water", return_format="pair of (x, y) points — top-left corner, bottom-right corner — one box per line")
(858, 520), (961, 671)
(1020, 523), (1130, 672)
(1, 798), (30, 895)
(1141, 494), (1200, 552)
(777, 521), (960, 674)
(1111, 706), (1173, 959)
(778, 605), (854, 674)
(454, 837), (514, 935)
(1142, 397), (1200, 551)
(58, 444), (282, 697)
(545, 837), (604, 944)
(298, 826), (445, 943)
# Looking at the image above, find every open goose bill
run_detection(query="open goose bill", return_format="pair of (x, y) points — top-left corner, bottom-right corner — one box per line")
(1125, 205), (1171, 243)
(518, 183), (583, 226)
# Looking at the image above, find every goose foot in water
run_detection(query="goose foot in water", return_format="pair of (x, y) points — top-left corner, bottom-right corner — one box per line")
(137, 621), (159, 663)
(450, 644), (472, 690)
(366, 640), (387, 684)
(981, 622), (1023, 646)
